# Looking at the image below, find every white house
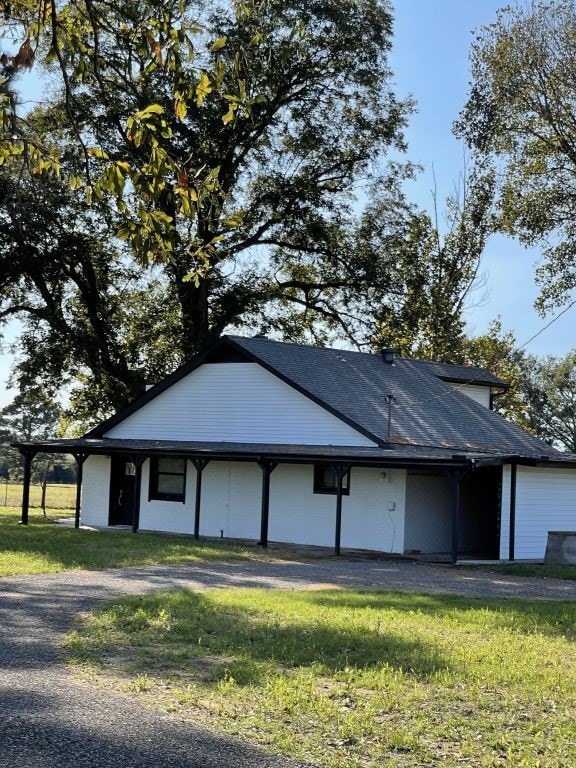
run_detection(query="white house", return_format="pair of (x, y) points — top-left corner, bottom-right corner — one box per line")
(14, 335), (576, 562)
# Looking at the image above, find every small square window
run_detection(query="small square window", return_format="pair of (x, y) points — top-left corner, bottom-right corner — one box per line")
(149, 457), (186, 502)
(313, 464), (350, 495)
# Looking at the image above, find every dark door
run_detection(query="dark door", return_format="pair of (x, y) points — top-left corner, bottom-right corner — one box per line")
(109, 456), (137, 526)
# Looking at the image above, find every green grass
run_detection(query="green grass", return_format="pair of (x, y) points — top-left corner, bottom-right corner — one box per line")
(0, 481), (77, 509)
(490, 563), (576, 580)
(0, 508), (252, 576)
(65, 588), (576, 768)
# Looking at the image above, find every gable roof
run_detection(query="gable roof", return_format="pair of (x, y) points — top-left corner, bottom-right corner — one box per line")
(86, 335), (560, 459)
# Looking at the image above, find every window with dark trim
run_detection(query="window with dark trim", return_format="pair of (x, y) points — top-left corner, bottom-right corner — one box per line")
(149, 457), (187, 502)
(313, 464), (351, 495)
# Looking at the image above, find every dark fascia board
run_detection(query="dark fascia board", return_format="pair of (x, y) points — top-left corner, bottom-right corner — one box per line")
(83, 336), (231, 439)
(84, 335), (385, 447)
(10, 439), (475, 470)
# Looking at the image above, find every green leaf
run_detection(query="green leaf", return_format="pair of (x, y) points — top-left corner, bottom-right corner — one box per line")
(210, 36), (227, 52)
(196, 72), (212, 108)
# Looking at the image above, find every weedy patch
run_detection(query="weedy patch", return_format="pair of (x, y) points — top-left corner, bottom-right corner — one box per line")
(65, 588), (576, 768)
(489, 563), (576, 581)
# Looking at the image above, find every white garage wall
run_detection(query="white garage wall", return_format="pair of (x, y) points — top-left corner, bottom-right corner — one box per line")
(514, 466), (576, 559)
(131, 460), (407, 552)
(81, 455), (111, 527)
(340, 468), (405, 552)
(404, 473), (452, 553)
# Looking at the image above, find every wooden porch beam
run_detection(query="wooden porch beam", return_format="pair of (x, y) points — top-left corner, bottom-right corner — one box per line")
(129, 456), (146, 533)
(72, 453), (88, 529)
(191, 458), (209, 540)
(447, 468), (469, 566)
(19, 448), (37, 526)
(258, 459), (278, 548)
(332, 464), (350, 556)
(508, 462), (517, 562)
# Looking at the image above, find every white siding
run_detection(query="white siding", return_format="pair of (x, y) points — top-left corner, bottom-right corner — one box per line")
(513, 466), (576, 559)
(499, 465), (511, 560)
(197, 462), (262, 540)
(135, 460), (406, 553)
(340, 468), (406, 552)
(404, 473), (452, 553)
(138, 459), (196, 535)
(449, 382), (491, 408)
(106, 362), (375, 446)
(81, 455), (111, 527)
(267, 465), (405, 551)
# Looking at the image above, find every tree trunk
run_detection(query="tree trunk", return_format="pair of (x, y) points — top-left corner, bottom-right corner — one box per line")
(41, 476), (47, 516)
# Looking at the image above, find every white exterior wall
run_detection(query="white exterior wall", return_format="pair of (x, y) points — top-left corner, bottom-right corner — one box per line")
(268, 465), (405, 552)
(499, 465), (511, 560)
(81, 455), (112, 527)
(449, 382), (491, 408)
(512, 466), (576, 559)
(106, 362), (375, 447)
(133, 460), (406, 553)
(404, 473), (452, 553)
(138, 459), (196, 535)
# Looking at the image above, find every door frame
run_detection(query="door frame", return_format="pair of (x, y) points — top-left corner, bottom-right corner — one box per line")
(108, 455), (139, 526)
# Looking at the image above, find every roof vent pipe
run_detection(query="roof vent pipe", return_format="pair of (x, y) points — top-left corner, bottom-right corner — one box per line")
(382, 348), (395, 365)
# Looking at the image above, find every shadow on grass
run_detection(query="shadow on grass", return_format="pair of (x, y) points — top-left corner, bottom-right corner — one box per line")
(69, 589), (454, 685)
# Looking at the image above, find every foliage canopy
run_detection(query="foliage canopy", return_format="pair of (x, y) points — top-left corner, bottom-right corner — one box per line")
(456, 0), (576, 312)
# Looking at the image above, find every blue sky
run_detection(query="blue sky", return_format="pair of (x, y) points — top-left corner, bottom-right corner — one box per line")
(0, 0), (574, 407)
(391, 0), (576, 354)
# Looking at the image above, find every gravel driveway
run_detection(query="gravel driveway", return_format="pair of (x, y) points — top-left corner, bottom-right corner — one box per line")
(1, 557), (576, 768)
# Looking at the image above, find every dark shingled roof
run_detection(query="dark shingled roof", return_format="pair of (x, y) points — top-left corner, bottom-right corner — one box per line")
(84, 335), (566, 461)
(226, 336), (559, 458)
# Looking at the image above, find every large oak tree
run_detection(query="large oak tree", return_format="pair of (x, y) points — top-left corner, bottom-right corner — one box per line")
(0, 0), (419, 423)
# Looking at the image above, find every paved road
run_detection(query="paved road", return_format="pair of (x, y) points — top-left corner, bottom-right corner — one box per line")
(1, 557), (576, 767)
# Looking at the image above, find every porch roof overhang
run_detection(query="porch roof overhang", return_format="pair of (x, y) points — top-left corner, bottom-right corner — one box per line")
(9, 436), (560, 470)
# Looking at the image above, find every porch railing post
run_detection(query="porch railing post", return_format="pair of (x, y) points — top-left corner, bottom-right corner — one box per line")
(19, 449), (36, 526)
(192, 458), (209, 540)
(258, 459), (278, 548)
(73, 453), (88, 529)
(332, 464), (350, 556)
(130, 456), (146, 533)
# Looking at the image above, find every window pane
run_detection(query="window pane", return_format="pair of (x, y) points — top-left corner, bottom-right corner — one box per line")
(322, 467), (336, 488)
(158, 457), (185, 474)
(157, 474), (185, 495)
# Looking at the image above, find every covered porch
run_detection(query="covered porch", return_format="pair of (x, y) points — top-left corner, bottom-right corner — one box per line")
(12, 437), (516, 564)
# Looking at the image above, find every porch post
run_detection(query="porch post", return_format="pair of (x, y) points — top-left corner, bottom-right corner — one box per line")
(19, 448), (36, 526)
(332, 464), (350, 556)
(508, 462), (517, 562)
(258, 459), (278, 548)
(447, 468), (468, 566)
(72, 453), (88, 529)
(191, 458), (209, 540)
(130, 456), (146, 533)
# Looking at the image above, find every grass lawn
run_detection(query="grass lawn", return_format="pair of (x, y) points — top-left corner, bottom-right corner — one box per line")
(0, 482), (77, 509)
(490, 563), (576, 581)
(0, 508), (252, 576)
(65, 588), (576, 768)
